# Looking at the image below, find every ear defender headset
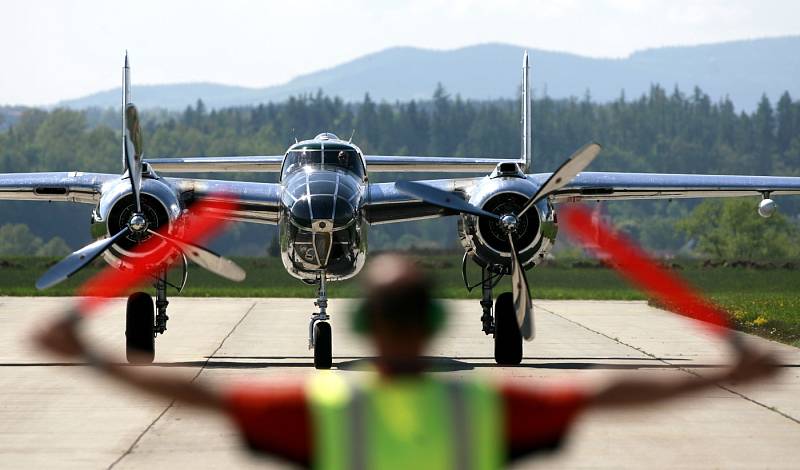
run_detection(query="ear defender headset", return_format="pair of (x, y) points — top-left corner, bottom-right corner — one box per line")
(350, 298), (447, 335)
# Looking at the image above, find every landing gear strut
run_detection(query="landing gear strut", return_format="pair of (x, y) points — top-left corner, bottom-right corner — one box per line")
(309, 273), (332, 369)
(155, 270), (169, 334)
(480, 267), (495, 335)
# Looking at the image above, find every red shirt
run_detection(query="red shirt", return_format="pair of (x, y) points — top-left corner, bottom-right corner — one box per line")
(226, 380), (587, 467)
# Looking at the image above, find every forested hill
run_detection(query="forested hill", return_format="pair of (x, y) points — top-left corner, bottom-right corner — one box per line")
(56, 37), (800, 112)
(1, 85), (799, 255)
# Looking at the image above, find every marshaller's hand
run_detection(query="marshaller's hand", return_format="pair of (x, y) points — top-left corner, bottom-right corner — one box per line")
(33, 312), (86, 358)
(725, 341), (782, 384)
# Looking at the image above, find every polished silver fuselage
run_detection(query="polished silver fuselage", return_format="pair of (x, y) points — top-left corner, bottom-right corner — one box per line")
(275, 136), (370, 281)
(279, 167), (368, 281)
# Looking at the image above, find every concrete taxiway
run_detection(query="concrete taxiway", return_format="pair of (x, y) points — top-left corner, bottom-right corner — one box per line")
(0, 297), (798, 469)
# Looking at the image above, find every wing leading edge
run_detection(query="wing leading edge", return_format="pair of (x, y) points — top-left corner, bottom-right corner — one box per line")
(146, 156), (284, 173)
(550, 172), (800, 201)
(167, 177), (282, 224)
(0, 172), (117, 204)
(366, 172), (800, 225)
(0, 171), (282, 225)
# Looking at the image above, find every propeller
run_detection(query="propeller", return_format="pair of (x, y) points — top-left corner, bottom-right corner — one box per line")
(508, 234), (533, 339)
(396, 142), (602, 340)
(146, 230), (246, 282)
(124, 103), (144, 212)
(394, 181), (501, 220)
(36, 227), (131, 290)
(518, 142), (602, 218)
(36, 196), (246, 290)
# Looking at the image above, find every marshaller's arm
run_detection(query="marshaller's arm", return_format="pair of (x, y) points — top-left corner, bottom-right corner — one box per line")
(589, 343), (780, 409)
(33, 315), (225, 411)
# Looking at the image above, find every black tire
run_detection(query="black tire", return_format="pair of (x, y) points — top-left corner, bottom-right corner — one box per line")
(313, 321), (332, 369)
(494, 292), (522, 365)
(126, 292), (155, 364)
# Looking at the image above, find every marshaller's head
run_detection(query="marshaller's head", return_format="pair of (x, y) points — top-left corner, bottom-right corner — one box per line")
(352, 254), (446, 366)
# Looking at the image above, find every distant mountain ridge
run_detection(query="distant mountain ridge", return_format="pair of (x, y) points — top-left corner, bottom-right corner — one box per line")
(57, 36), (800, 111)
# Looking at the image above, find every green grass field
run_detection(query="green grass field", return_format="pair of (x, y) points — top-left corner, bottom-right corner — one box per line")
(0, 256), (798, 347)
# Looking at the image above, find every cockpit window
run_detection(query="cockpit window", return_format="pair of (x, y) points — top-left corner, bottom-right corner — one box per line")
(284, 149), (321, 174)
(282, 147), (365, 179)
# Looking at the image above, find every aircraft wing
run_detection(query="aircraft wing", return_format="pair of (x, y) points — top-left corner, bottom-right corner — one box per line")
(364, 155), (519, 173)
(0, 172), (282, 224)
(0, 172), (118, 203)
(547, 172), (800, 201)
(367, 171), (800, 224)
(146, 156), (284, 173)
(167, 177), (281, 224)
(146, 155), (519, 174)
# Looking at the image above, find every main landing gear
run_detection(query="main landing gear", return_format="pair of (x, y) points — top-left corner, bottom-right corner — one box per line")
(309, 273), (332, 369)
(471, 260), (523, 365)
(125, 270), (172, 364)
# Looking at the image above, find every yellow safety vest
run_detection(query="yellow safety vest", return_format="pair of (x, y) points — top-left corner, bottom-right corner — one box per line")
(308, 372), (502, 470)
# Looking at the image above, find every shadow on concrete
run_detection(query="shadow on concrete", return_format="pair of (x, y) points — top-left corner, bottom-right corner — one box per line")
(212, 356), (692, 362)
(3, 360), (797, 371)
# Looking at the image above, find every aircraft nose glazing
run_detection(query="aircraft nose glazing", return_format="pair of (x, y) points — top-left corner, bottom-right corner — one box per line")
(283, 170), (362, 268)
(284, 170), (361, 231)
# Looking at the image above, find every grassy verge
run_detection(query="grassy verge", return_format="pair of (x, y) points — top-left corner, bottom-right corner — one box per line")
(0, 256), (797, 347)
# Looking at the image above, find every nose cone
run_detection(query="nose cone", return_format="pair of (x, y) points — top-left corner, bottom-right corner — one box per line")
(284, 169), (361, 229)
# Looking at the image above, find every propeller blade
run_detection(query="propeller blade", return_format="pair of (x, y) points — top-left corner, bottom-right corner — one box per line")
(507, 234), (534, 341)
(124, 103), (143, 212)
(396, 180), (501, 220)
(146, 229), (246, 282)
(36, 227), (131, 290)
(517, 142), (602, 218)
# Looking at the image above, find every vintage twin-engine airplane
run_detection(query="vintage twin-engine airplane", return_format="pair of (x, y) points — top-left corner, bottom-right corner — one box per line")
(2, 53), (800, 368)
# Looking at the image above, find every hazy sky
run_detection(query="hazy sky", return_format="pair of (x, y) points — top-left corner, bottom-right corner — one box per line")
(1, 0), (798, 106)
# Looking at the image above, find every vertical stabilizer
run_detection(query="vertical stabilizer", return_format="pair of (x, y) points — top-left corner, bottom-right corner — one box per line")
(521, 51), (532, 172)
(123, 51), (131, 105)
(122, 52), (131, 172)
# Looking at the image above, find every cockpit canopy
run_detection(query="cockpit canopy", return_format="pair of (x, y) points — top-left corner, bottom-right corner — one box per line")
(315, 132), (339, 141)
(282, 141), (365, 179)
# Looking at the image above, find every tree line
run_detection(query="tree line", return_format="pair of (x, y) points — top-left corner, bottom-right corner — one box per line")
(0, 85), (799, 257)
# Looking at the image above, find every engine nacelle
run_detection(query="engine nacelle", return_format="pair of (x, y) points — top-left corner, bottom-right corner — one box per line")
(458, 175), (557, 272)
(91, 178), (183, 268)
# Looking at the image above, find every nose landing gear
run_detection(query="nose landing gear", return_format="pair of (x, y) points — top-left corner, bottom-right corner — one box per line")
(309, 273), (332, 369)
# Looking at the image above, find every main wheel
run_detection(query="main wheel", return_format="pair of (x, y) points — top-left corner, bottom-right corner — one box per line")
(126, 292), (155, 364)
(313, 321), (332, 369)
(494, 292), (522, 365)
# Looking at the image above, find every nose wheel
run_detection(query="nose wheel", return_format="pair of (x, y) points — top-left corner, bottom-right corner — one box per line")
(313, 321), (332, 369)
(309, 273), (333, 369)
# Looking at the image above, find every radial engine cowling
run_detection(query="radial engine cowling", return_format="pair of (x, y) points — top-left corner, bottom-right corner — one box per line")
(458, 176), (557, 272)
(91, 178), (183, 268)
